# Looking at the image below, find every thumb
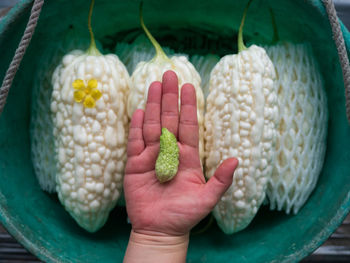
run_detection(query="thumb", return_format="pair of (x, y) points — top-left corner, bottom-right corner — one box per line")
(202, 158), (239, 209)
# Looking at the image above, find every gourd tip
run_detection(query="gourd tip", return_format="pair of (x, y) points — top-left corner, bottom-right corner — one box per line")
(87, 0), (101, 55)
(238, 0), (253, 53)
(139, 1), (168, 61)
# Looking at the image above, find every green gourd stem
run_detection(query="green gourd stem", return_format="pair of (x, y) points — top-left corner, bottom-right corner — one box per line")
(140, 2), (169, 62)
(86, 0), (101, 56)
(269, 8), (280, 44)
(238, 0), (253, 53)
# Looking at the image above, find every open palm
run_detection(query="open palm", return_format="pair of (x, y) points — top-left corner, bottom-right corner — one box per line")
(124, 70), (238, 237)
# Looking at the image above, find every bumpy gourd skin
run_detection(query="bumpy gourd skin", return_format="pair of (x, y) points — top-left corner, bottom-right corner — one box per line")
(205, 45), (278, 234)
(51, 50), (130, 232)
(155, 128), (179, 183)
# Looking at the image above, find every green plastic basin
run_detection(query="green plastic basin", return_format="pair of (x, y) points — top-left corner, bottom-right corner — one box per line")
(0, 0), (350, 262)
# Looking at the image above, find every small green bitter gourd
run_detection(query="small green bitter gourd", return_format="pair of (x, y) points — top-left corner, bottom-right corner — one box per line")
(155, 128), (179, 183)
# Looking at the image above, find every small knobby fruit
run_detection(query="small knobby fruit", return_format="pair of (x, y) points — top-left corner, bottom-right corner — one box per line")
(155, 128), (179, 183)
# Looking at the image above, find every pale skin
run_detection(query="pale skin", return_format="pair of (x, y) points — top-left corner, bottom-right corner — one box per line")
(123, 70), (238, 263)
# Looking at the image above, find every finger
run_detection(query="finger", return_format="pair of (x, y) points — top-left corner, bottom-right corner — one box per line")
(127, 109), (145, 157)
(143, 81), (162, 146)
(201, 158), (239, 209)
(179, 83), (199, 148)
(161, 70), (179, 136)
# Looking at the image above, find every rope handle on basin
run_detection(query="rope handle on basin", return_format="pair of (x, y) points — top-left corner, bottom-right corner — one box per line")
(323, 0), (350, 123)
(0, 0), (44, 115)
(0, 0), (349, 124)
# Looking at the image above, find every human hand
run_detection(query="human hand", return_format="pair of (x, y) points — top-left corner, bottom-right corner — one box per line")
(124, 70), (238, 237)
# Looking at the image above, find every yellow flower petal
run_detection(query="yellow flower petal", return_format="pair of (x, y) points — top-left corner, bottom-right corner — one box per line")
(91, 89), (102, 101)
(73, 79), (85, 89)
(74, 90), (85, 103)
(84, 95), (96, 108)
(88, 79), (98, 90)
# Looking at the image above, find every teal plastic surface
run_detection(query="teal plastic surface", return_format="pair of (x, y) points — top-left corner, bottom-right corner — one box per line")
(0, 0), (350, 262)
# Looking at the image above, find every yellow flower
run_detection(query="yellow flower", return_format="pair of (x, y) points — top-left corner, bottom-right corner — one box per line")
(73, 79), (102, 108)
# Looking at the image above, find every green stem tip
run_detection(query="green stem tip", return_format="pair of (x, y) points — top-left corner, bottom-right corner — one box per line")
(140, 1), (168, 61)
(238, 0), (253, 53)
(87, 0), (101, 55)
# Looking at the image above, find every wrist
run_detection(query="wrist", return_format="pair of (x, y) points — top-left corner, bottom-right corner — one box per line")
(124, 230), (189, 263)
